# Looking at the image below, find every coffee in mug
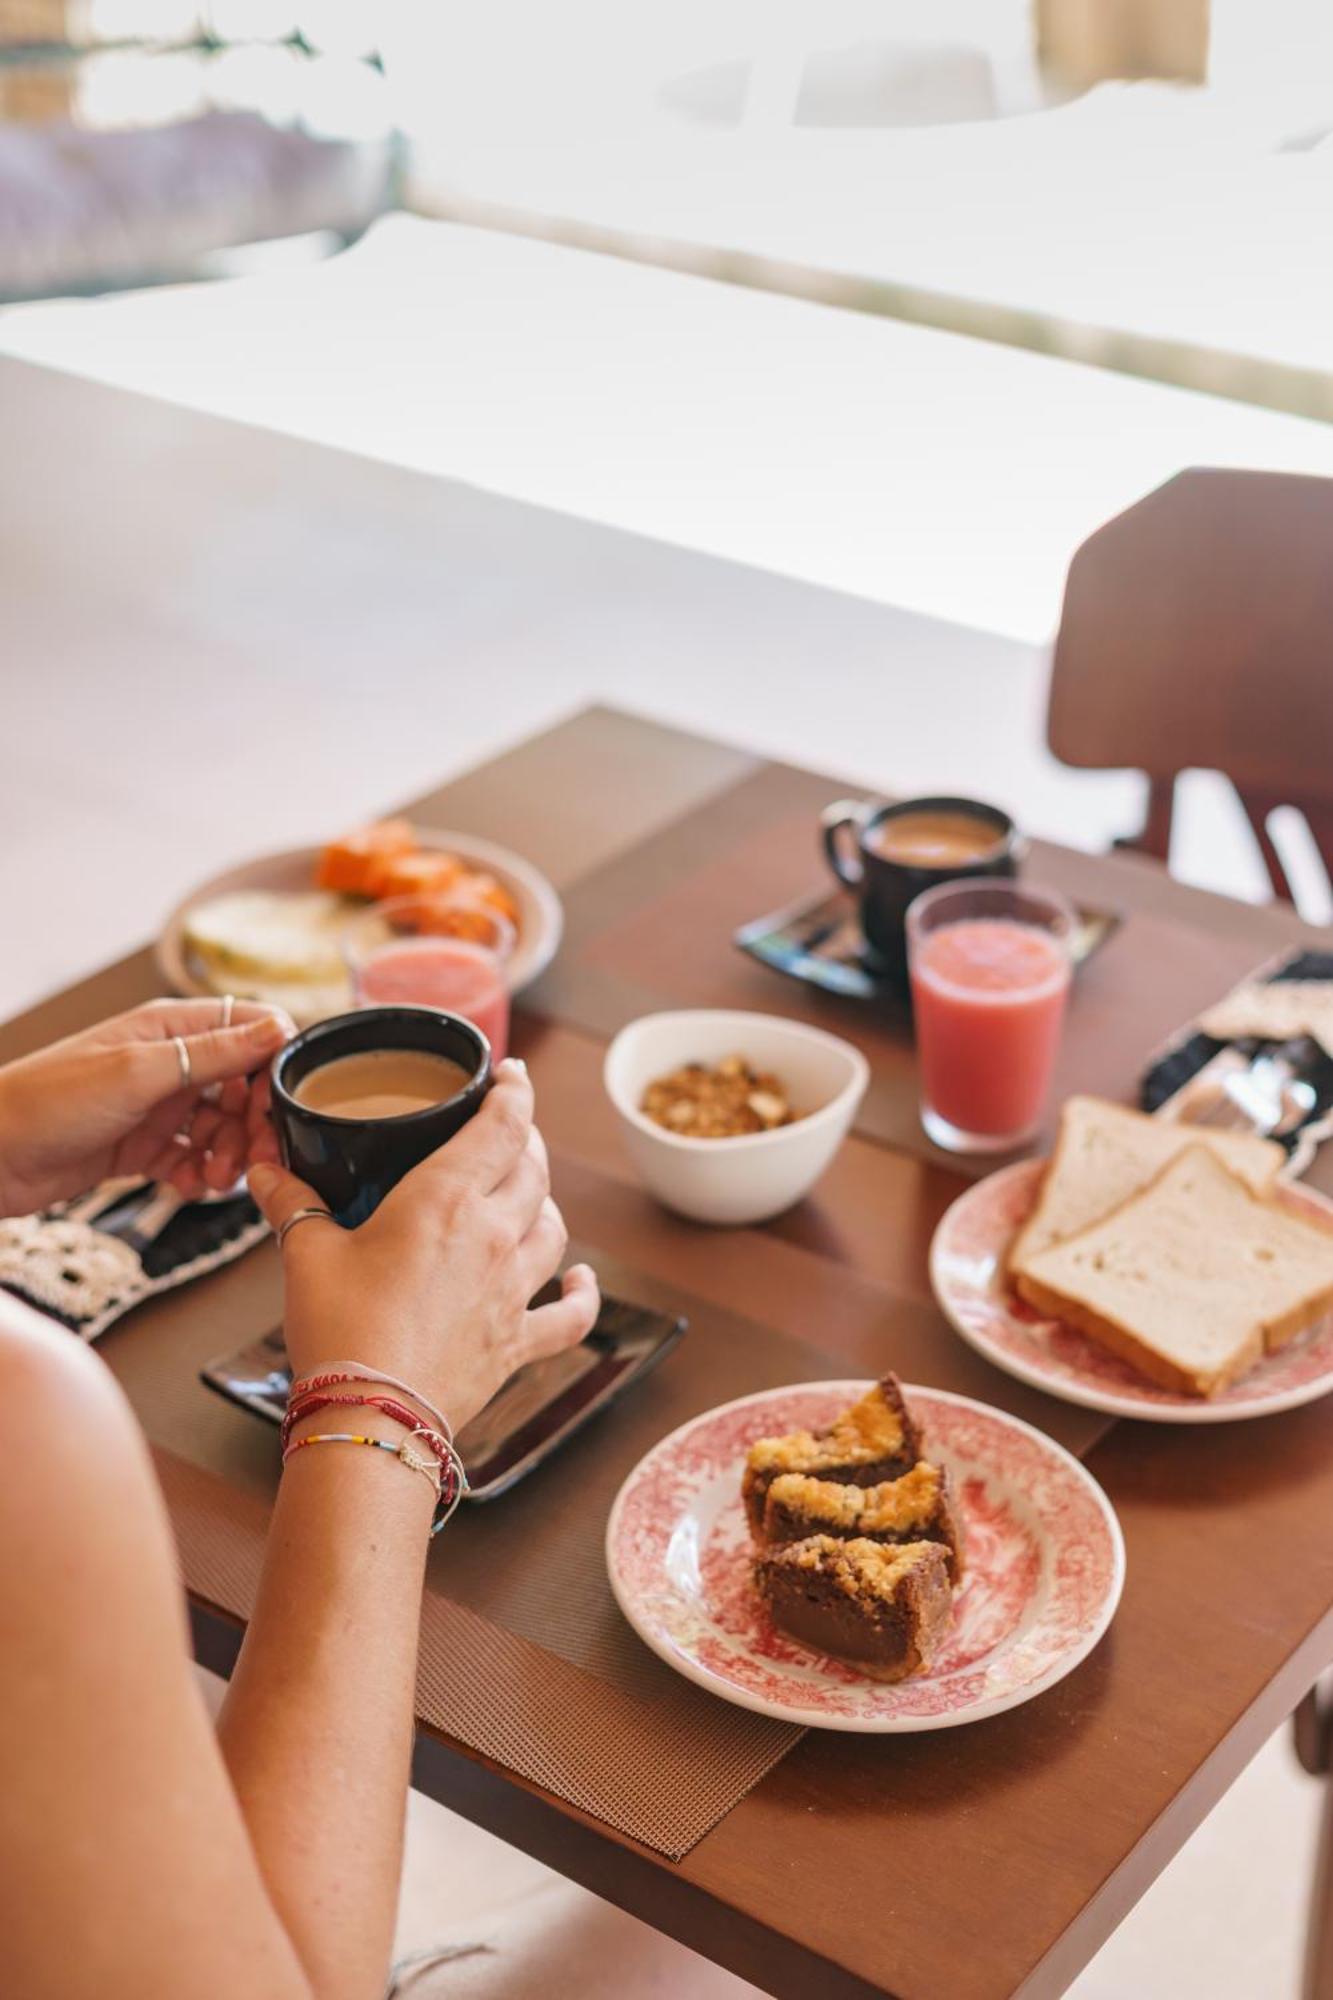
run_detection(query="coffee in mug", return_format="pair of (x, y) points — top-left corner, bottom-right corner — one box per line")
(293, 1048), (473, 1121)
(868, 810), (1005, 870)
(821, 794), (1021, 994)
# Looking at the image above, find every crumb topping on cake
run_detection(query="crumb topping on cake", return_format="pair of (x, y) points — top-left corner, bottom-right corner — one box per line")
(746, 1382), (906, 1477)
(826, 1382), (909, 1457)
(769, 1462), (941, 1532)
(781, 1535), (939, 1605)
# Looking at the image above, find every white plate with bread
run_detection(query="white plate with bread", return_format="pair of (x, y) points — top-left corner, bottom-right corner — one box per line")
(157, 821), (562, 1028)
(930, 1097), (1333, 1422)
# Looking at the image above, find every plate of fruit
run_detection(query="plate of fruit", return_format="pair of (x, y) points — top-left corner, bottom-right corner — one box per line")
(606, 1374), (1123, 1731)
(157, 820), (562, 1026)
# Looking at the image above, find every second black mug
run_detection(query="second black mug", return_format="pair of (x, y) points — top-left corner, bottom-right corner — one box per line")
(821, 794), (1022, 993)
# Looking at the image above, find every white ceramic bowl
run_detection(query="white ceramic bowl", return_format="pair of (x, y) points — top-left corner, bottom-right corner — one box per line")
(603, 1009), (870, 1226)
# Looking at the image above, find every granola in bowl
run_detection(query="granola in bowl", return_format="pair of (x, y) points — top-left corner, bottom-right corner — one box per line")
(641, 1056), (797, 1139)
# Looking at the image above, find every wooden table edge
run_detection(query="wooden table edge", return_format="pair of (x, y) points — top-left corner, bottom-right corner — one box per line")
(1014, 1600), (1333, 1999)
(188, 1572), (1333, 2000)
(186, 1593), (893, 2000)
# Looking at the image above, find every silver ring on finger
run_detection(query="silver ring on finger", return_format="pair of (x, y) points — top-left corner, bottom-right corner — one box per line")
(220, 992), (235, 1029)
(277, 1205), (335, 1250)
(172, 1035), (192, 1089)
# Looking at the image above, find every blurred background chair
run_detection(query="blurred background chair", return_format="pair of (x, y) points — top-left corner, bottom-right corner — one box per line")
(1048, 465), (1333, 912)
(1055, 461), (1333, 1996)
(1296, 1679), (1333, 2000)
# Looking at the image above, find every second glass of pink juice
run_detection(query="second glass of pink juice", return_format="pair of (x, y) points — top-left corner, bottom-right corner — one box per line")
(345, 897), (514, 1061)
(906, 880), (1074, 1154)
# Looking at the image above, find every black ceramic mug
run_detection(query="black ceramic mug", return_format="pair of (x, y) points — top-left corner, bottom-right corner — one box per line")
(270, 1006), (492, 1228)
(821, 795), (1022, 993)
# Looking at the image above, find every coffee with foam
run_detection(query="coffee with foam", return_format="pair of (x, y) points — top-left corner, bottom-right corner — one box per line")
(293, 1048), (471, 1121)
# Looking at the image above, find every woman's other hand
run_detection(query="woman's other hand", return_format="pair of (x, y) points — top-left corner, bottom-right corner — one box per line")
(0, 998), (293, 1215)
(248, 1058), (599, 1433)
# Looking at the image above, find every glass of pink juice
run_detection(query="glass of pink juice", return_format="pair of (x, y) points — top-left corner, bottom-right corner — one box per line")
(906, 880), (1074, 1154)
(344, 896), (515, 1061)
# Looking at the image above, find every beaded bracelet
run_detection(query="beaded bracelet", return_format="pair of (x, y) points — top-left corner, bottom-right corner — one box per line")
(281, 1421), (469, 1536)
(290, 1363), (454, 1445)
(283, 1431), (442, 1503)
(283, 1430), (468, 1536)
(282, 1393), (467, 1520)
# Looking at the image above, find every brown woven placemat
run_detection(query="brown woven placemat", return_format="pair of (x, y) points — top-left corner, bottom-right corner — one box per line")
(119, 1247), (854, 1860)
(156, 1448), (796, 1860)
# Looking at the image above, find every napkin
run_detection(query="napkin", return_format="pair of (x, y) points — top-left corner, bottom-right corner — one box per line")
(0, 1186), (267, 1340)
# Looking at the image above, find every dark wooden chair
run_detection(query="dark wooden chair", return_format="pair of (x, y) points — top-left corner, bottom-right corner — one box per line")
(1054, 464), (1333, 1998)
(1297, 1682), (1333, 2000)
(1048, 466), (1333, 902)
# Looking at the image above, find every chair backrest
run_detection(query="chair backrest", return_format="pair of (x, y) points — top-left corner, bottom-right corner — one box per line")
(1048, 466), (1333, 899)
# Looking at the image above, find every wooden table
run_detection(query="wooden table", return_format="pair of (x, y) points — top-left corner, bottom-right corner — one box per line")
(4, 706), (1332, 2000)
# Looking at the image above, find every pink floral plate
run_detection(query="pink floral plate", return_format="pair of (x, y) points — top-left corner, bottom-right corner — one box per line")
(931, 1162), (1333, 1423)
(605, 1382), (1124, 1732)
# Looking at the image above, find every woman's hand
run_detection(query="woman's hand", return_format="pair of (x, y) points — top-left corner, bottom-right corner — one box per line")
(247, 1059), (599, 1433)
(0, 998), (294, 1216)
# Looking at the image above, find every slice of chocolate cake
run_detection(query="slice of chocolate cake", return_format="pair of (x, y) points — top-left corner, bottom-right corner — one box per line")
(760, 1461), (965, 1582)
(742, 1375), (922, 1537)
(754, 1535), (952, 1682)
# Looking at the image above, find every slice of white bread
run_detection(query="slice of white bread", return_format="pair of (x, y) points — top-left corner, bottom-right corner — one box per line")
(1016, 1146), (1333, 1396)
(1008, 1096), (1283, 1283)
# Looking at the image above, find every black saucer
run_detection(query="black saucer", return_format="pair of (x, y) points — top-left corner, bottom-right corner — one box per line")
(734, 884), (1122, 1005)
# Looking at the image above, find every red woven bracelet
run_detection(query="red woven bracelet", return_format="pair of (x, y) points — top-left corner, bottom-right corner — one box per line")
(288, 1368), (453, 1444)
(282, 1390), (449, 1461)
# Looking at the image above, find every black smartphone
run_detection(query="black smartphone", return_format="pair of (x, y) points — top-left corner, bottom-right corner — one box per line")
(200, 1290), (686, 1501)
